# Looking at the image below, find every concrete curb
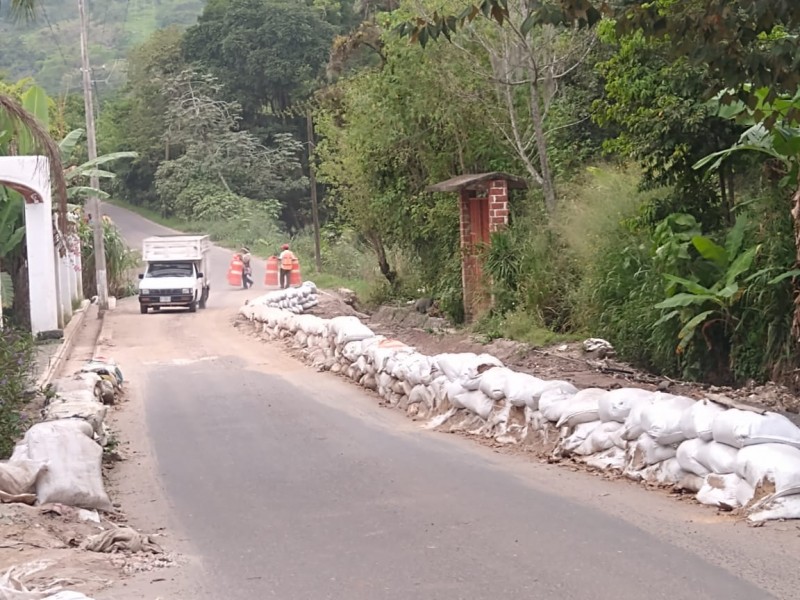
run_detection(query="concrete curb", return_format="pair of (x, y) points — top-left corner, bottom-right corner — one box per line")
(36, 298), (92, 390)
(95, 303), (115, 354)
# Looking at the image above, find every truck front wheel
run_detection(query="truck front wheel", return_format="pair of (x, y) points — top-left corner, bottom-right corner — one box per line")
(188, 302), (197, 313)
(199, 288), (208, 309)
(140, 305), (148, 314)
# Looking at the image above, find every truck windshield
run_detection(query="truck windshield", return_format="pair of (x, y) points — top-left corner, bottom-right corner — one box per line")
(147, 263), (194, 278)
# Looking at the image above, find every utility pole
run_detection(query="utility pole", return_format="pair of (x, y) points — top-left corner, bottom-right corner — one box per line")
(306, 110), (322, 272)
(78, 0), (108, 311)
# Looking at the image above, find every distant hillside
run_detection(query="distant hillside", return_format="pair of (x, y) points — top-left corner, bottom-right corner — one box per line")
(0, 0), (205, 93)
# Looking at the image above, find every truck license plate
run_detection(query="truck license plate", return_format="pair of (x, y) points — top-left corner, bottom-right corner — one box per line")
(159, 296), (170, 303)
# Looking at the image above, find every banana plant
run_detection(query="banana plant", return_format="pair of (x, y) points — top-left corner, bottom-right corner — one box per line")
(654, 216), (760, 352)
(59, 128), (137, 201)
(694, 84), (800, 339)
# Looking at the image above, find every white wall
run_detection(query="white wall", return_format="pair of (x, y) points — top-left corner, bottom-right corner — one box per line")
(0, 156), (59, 334)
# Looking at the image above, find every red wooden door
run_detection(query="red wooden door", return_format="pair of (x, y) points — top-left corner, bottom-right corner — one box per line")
(469, 197), (490, 246)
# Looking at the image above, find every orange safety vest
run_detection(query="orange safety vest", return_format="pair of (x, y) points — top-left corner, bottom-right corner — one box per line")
(280, 250), (296, 270)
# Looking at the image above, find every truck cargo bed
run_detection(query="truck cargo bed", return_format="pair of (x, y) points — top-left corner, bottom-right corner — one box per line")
(142, 235), (211, 262)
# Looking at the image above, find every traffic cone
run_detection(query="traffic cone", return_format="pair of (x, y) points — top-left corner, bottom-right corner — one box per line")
(227, 255), (243, 287)
(289, 257), (302, 286)
(264, 256), (279, 287)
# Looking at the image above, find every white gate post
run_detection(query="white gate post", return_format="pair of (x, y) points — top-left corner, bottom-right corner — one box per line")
(0, 156), (59, 334)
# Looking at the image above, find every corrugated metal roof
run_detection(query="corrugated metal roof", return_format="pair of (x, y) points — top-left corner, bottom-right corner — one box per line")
(425, 172), (528, 193)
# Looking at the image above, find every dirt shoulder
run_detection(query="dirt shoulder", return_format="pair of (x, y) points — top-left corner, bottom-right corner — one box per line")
(0, 308), (184, 600)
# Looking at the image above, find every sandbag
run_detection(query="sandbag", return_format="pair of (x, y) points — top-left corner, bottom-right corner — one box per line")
(0, 460), (47, 496)
(560, 420), (602, 454)
(479, 367), (514, 401)
(368, 340), (414, 373)
(678, 398), (724, 441)
(747, 494), (800, 523)
(627, 433), (677, 470)
(639, 393), (696, 445)
(597, 388), (655, 423)
(712, 409), (800, 448)
(555, 388), (607, 429)
(640, 458), (687, 487)
(574, 421), (624, 456)
(538, 388), (574, 415)
(696, 473), (754, 508)
(541, 395), (575, 424)
(392, 353), (437, 386)
(435, 353), (503, 388)
(329, 316), (374, 345)
(532, 380), (578, 402)
(735, 443), (800, 495)
(446, 382), (494, 419)
(676, 439), (709, 477)
(622, 394), (656, 440)
(50, 373), (102, 396)
(694, 440), (738, 474)
(583, 446), (627, 471)
(22, 422), (112, 511)
(503, 372), (545, 408)
(408, 385), (433, 409)
(44, 400), (107, 438)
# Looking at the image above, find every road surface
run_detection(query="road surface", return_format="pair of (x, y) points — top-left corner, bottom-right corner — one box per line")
(99, 202), (800, 600)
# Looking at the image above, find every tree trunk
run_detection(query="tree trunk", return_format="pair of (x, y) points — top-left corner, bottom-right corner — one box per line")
(366, 230), (396, 286)
(791, 184), (800, 341)
(528, 76), (556, 212)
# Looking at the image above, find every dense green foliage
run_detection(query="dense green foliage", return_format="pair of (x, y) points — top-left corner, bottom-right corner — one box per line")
(3, 0), (800, 389)
(0, 327), (35, 458)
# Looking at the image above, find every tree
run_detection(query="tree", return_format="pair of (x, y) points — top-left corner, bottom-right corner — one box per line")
(155, 70), (304, 220)
(97, 27), (187, 207)
(592, 26), (743, 225)
(394, 0), (599, 212)
(315, 13), (513, 293)
(183, 0), (335, 118)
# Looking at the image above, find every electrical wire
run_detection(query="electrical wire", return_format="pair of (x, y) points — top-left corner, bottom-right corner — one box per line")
(41, 4), (69, 68)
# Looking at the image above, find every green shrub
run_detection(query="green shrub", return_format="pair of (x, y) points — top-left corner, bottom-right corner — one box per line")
(730, 191), (799, 382)
(0, 327), (35, 458)
(80, 219), (139, 298)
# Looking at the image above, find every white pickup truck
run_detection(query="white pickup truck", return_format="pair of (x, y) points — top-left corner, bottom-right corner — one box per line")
(138, 235), (211, 314)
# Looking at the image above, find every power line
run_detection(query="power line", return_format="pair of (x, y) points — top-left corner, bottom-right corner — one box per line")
(41, 4), (69, 68)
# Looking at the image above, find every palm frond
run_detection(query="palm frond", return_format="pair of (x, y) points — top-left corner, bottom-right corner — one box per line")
(0, 93), (68, 232)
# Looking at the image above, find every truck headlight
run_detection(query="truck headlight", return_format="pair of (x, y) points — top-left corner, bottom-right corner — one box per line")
(181, 288), (192, 294)
(141, 289), (150, 295)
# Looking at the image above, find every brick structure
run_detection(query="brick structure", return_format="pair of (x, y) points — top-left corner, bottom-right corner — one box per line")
(427, 173), (527, 321)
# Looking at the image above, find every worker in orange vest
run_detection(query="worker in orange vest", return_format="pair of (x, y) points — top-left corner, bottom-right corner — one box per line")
(279, 243), (296, 289)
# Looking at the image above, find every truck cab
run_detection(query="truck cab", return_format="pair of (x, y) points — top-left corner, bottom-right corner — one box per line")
(138, 235), (211, 314)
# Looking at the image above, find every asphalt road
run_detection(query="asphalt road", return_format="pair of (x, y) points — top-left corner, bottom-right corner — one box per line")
(101, 202), (797, 600)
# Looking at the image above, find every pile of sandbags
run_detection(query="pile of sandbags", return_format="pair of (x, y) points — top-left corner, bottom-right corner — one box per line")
(0, 357), (122, 511)
(242, 281), (319, 315)
(239, 302), (800, 523)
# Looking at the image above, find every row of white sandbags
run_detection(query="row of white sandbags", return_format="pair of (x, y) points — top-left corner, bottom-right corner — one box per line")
(0, 358), (122, 511)
(537, 387), (800, 519)
(247, 281), (319, 314)
(238, 306), (800, 522)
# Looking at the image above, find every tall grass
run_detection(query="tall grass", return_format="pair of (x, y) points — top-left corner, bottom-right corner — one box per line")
(80, 219), (139, 298)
